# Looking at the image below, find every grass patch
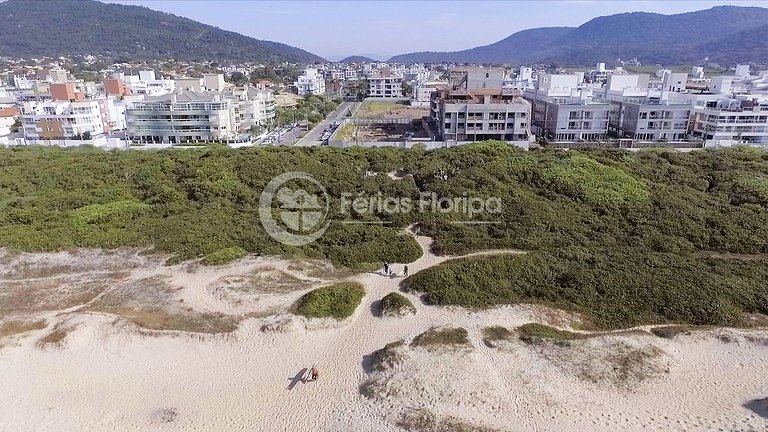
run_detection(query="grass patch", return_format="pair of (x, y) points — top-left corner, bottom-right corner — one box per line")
(380, 292), (416, 317)
(334, 123), (357, 141)
(518, 323), (576, 343)
(540, 154), (649, 207)
(411, 327), (469, 348)
(0, 319), (47, 338)
(202, 246), (246, 265)
(295, 282), (365, 319)
(482, 325), (513, 342)
(105, 307), (240, 333)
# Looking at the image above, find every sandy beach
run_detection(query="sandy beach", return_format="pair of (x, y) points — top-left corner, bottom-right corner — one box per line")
(1, 232), (767, 431)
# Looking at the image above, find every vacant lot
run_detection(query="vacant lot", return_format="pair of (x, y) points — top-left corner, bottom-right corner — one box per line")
(356, 101), (428, 120)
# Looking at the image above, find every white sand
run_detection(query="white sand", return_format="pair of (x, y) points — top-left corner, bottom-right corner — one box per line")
(0, 233), (767, 431)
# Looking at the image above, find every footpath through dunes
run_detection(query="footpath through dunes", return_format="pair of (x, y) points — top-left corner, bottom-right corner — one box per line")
(0, 231), (767, 431)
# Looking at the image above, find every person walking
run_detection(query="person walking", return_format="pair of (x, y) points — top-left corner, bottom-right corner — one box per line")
(383, 262), (389, 276)
(403, 265), (409, 277)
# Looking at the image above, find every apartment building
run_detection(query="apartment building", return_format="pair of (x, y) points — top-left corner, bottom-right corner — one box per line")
(367, 69), (403, 98)
(0, 107), (18, 145)
(222, 86), (276, 132)
(609, 99), (692, 141)
(20, 98), (122, 139)
(449, 67), (505, 90)
(120, 71), (175, 96)
(126, 92), (240, 144)
(295, 68), (326, 96)
(431, 88), (532, 148)
(691, 97), (768, 146)
(524, 74), (610, 142)
(412, 81), (447, 107)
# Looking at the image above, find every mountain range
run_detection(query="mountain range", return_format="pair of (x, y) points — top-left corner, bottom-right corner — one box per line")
(388, 6), (768, 65)
(0, 0), (324, 63)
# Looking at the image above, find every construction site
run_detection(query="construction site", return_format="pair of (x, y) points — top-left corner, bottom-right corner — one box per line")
(333, 101), (433, 143)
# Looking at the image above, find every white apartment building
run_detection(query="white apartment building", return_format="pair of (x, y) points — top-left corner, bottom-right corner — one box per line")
(223, 86), (276, 132)
(295, 68), (326, 96)
(121, 71), (175, 96)
(691, 97), (768, 147)
(20, 98), (120, 139)
(413, 81), (447, 107)
(609, 99), (692, 141)
(0, 108), (17, 145)
(367, 73), (403, 98)
(126, 92), (240, 144)
(432, 88), (533, 149)
(524, 74), (610, 142)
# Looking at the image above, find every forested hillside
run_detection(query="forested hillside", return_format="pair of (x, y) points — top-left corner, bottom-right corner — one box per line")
(0, 0), (324, 63)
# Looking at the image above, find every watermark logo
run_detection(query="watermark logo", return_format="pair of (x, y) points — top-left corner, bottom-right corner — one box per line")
(260, 171), (503, 245)
(259, 171), (330, 246)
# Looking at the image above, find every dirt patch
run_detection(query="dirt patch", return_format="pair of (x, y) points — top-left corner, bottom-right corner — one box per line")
(395, 409), (502, 432)
(0, 319), (47, 339)
(37, 326), (70, 349)
(530, 337), (668, 388)
(356, 101), (428, 120)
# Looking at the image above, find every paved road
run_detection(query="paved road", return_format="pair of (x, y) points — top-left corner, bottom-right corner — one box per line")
(295, 102), (358, 147)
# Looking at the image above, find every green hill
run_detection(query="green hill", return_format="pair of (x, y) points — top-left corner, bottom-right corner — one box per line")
(0, 0), (325, 63)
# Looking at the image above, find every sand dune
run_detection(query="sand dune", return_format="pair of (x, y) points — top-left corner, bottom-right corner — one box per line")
(0, 233), (767, 431)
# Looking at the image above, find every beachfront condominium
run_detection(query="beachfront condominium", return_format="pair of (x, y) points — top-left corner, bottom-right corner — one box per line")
(431, 87), (533, 148)
(524, 74), (610, 142)
(603, 74), (692, 141)
(691, 97), (768, 146)
(126, 91), (239, 144)
(222, 86), (276, 132)
(20, 98), (124, 140)
(295, 68), (326, 96)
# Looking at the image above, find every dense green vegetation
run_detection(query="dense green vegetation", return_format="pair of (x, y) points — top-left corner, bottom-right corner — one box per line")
(202, 247), (247, 266)
(295, 283), (365, 319)
(3, 143), (768, 328)
(0, 0), (324, 63)
(404, 249), (768, 329)
(379, 292), (416, 317)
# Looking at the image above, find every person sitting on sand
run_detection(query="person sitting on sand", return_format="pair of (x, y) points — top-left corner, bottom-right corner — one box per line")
(310, 366), (319, 381)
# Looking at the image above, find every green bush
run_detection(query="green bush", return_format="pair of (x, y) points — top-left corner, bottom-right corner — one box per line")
(518, 323), (576, 342)
(295, 282), (365, 319)
(405, 249), (768, 329)
(380, 292), (416, 317)
(411, 327), (469, 347)
(202, 246), (247, 265)
(70, 200), (150, 225)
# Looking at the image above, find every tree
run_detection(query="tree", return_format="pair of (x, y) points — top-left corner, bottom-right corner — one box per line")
(402, 81), (413, 98)
(225, 72), (248, 86)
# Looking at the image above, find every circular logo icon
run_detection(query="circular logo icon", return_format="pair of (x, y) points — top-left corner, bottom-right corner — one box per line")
(259, 171), (330, 246)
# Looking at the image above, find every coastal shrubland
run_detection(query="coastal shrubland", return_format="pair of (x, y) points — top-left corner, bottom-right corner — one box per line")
(3, 143), (768, 327)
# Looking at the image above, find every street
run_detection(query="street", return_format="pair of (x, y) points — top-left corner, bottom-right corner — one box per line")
(294, 101), (359, 147)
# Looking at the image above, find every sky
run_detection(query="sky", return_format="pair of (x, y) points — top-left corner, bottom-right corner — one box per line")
(105, 1), (768, 60)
